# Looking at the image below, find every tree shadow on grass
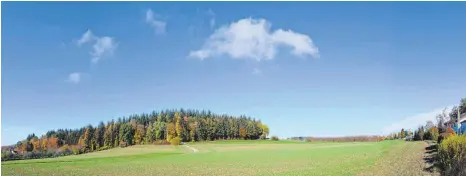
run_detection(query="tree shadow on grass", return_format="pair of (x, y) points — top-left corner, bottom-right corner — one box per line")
(423, 144), (440, 174)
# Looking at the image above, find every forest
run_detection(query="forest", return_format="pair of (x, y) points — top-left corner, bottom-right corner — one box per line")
(1, 109), (270, 161)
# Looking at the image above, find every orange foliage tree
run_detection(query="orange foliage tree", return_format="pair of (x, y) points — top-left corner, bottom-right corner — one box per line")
(47, 137), (59, 149)
(239, 128), (247, 139)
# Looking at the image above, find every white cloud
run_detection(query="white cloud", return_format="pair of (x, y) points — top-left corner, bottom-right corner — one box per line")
(67, 72), (81, 84)
(382, 106), (455, 134)
(189, 18), (319, 61)
(207, 9), (215, 28)
(77, 29), (95, 46)
(145, 9), (166, 35)
(91, 36), (118, 63)
(76, 30), (118, 64)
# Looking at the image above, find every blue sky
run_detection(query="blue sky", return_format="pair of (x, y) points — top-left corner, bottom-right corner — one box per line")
(2, 2), (466, 145)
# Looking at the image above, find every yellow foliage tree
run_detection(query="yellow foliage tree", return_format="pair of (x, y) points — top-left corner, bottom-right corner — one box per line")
(41, 137), (48, 151)
(166, 123), (176, 142)
(133, 124), (145, 145)
(30, 138), (40, 151)
(175, 112), (184, 140)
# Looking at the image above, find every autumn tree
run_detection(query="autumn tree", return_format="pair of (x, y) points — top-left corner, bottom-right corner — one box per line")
(166, 123), (176, 142)
(104, 123), (113, 147)
(260, 124), (270, 139)
(83, 127), (93, 150)
(47, 136), (59, 149)
(189, 121), (197, 142)
(41, 137), (48, 151)
(133, 124), (145, 145)
(31, 138), (41, 151)
(239, 128), (247, 139)
(428, 127), (439, 142)
(175, 112), (186, 141)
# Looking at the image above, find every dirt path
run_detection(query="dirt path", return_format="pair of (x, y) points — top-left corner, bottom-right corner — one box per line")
(181, 143), (199, 153)
(358, 141), (440, 176)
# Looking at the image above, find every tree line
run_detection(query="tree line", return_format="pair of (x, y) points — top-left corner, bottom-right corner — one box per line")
(387, 98), (466, 176)
(2, 109), (270, 161)
(387, 98), (465, 142)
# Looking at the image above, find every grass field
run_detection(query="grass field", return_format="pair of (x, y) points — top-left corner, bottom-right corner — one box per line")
(1, 140), (429, 176)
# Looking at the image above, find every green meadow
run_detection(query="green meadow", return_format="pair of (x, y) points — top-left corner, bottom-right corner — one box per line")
(1, 140), (428, 176)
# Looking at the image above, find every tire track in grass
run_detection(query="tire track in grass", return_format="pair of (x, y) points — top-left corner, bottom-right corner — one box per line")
(181, 143), (199, 153)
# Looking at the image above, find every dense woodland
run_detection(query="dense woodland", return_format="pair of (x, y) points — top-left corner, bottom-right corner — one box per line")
(1, 109), (270, 161)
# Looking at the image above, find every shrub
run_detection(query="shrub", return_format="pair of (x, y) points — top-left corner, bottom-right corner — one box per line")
(377, 136), (385, 142)
(170, 137), (181, 146)
(430, 127), (439, 142)
(438, 135), (445, 144)
(119, 142), (128, 148)
(71, 145), (81, 155)
(271, 136), (279, 141)
(153, 140), (171, 145)
(446, 127), (457, 135)
(54, 148), (72, 157)
(97, 146), (111, 151)
(46, 149), (57, 158)
(424, 127), (439, 142)
(438, 135), (466, 176)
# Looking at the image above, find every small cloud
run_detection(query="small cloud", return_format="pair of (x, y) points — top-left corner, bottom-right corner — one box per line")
(252, 68), (262, 75)
(145, 9), (166, 35)
(91, 36), (118, 63)
(67, 72), (81, 84)
(76, 30), (118, 64)
(382, 105), (455, 134)
(207, 9), (215, 28)
(189, 18), (319, 61)
(77, 29), (95, 46)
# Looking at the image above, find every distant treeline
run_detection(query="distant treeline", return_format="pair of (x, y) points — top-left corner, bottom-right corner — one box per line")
(388, 98), (466, 176)
(288, 136), (383, 142)
(1, 109), (270, 161)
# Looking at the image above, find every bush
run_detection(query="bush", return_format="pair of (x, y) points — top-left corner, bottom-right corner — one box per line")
(170, 137), (181, 146)
(438, 135), (445, 144)
(71, 145), (81, 155)
(431, 128), (439, 142)
(153, 140), (171, 145)
(271, 136), (279, 141)
(438, 134), (466, 176)
(446, 127), (457, 136)
(46, 149), (57, 158)
(97, 146), (111, 151)
(54, 148), (72, 157)
(119, 142), (128, 148)
(424, 127), (439, 142)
